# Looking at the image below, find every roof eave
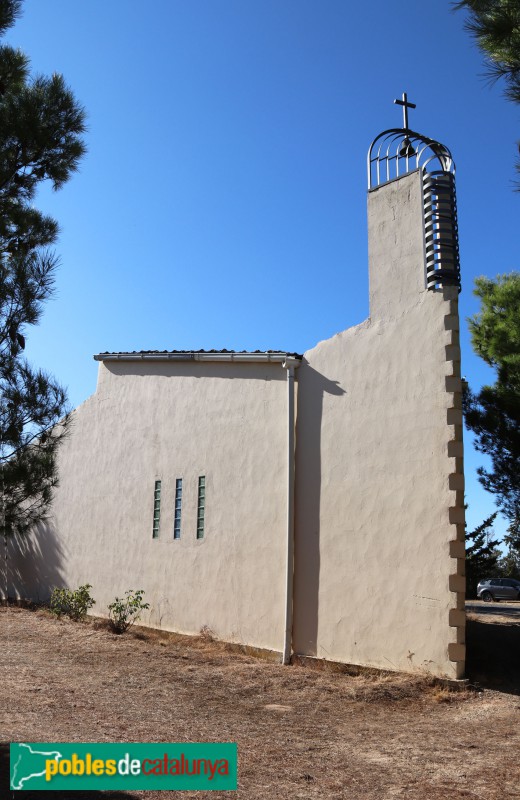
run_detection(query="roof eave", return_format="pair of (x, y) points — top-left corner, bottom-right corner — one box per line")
(94, 352), (302, 364)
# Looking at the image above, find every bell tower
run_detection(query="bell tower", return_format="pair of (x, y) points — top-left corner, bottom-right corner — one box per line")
(368, 93), (461, 299)
(364, 96), (466, 678)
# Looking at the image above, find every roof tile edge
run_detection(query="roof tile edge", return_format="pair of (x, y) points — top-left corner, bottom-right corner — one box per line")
(94, 350), (303, 363)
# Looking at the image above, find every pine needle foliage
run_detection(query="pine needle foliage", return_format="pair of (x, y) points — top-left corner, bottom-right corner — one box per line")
(465, 511), (499, 597)
(454, 0), (520, 184)
(496, 546), (520, 577)
(0, 0), (86, 536)
(464, 273), (520, 526)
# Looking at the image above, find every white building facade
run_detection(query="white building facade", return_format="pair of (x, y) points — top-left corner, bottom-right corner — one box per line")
(6, 127), (466, 680)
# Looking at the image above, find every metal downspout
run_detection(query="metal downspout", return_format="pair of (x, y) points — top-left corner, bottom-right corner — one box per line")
(282, 356), (299, 665)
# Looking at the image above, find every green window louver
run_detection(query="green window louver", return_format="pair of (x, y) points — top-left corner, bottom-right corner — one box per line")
(152, 480), (161, 538)
(196, 475), (205, 539)
(173, 478), (182, 539)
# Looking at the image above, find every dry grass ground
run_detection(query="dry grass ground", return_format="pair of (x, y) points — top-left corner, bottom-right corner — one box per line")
(1, 605), (519, 800)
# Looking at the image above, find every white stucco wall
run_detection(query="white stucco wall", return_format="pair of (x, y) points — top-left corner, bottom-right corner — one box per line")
(7, 361), (291, 653)
(293, 170), (465, 679)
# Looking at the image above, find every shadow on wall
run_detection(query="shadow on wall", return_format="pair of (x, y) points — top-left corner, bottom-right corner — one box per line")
(0, 743), (136, 800)
(103, 360), (289, 382)
(293, 361), (346, 656)
(5, 522), (65, 604)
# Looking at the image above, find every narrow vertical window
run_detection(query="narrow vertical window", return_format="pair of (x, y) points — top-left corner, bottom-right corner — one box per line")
(196, 475), (205, 539)
(173, 478), (182, 539)
(152, 480), (161, 539)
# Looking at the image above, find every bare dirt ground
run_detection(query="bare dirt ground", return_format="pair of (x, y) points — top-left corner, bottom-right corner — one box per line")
(1, 605), (519, 800)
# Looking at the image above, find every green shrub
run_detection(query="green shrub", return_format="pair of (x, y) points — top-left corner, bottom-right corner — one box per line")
(50, 584), (95, 621)
(108, 589), (150, 634)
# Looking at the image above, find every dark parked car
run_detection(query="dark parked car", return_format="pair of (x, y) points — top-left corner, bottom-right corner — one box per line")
(477, 578), (520, 602)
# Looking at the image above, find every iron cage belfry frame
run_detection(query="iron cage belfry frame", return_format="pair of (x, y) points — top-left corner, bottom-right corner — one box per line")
(368, 128), (461, 292)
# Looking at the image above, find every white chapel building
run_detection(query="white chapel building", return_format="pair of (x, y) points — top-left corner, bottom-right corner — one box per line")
(7, 110), (467, 680)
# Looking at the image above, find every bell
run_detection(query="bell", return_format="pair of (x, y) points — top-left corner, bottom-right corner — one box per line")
(399, 137), (416, 158)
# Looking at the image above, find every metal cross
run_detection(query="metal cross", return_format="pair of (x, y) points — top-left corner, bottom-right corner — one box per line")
(394, 92), (416, 130)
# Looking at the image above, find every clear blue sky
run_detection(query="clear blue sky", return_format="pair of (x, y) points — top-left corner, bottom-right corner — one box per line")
(6, 0), (518, 542)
